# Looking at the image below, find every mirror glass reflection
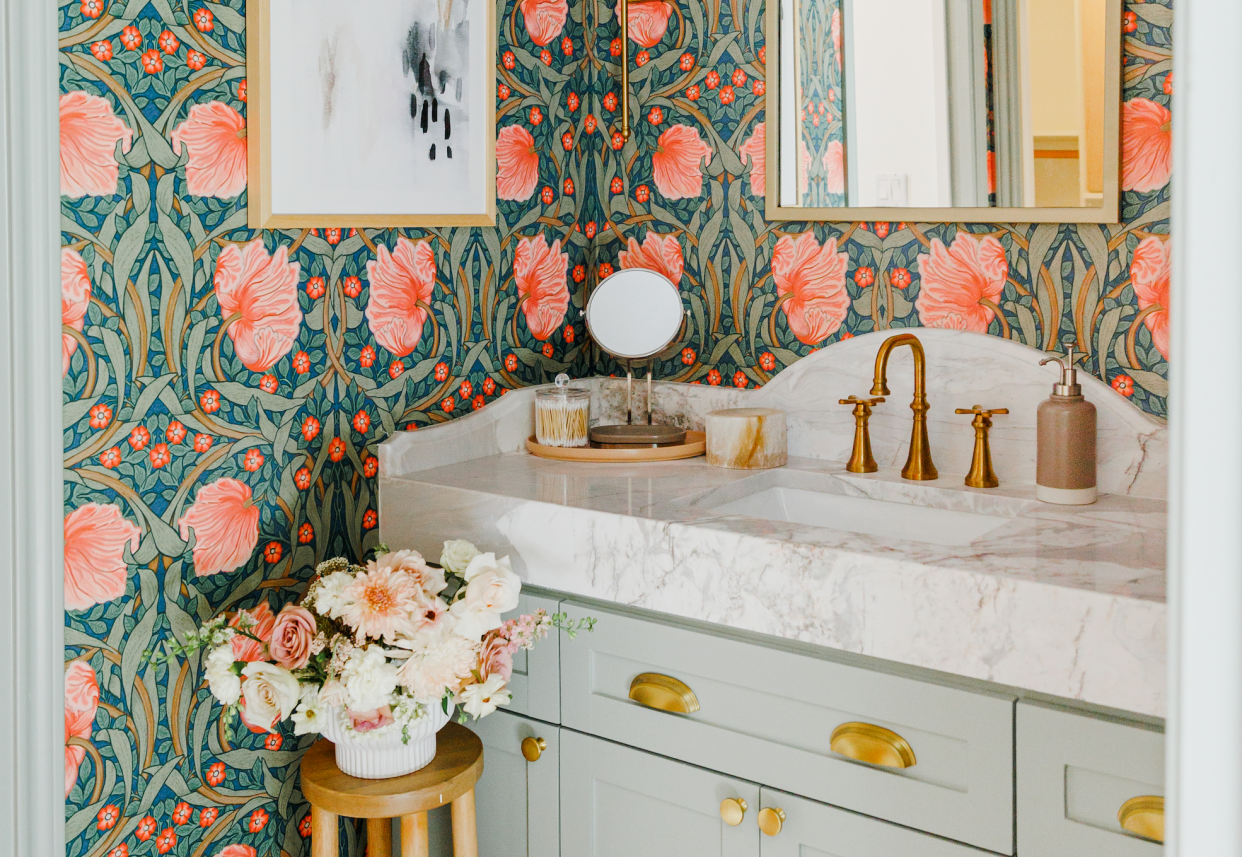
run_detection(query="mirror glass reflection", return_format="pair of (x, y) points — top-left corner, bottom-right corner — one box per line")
(778, 0), (1111, 209)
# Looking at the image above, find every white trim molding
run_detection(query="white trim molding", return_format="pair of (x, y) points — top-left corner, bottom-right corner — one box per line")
(0, 2), (64, 855)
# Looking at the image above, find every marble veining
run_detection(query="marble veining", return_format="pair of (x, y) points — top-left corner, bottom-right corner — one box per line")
(380, 330), (1167, 717)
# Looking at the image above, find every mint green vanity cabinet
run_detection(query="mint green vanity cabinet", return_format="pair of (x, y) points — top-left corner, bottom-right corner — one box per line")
(558, 602), (1016, 854)
(501, 594), (561, 723)
(559, 729), (760, 857)
(1017, 701), (1165, 856)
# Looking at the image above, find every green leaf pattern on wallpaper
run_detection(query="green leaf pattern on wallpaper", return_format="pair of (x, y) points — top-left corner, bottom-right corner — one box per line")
(61, 0), (1169, 855)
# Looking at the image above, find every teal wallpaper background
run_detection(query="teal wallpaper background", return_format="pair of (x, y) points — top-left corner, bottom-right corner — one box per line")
(60, 1), (1170, 856)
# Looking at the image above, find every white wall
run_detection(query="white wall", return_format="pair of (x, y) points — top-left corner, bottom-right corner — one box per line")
(849, 0), (952, 206)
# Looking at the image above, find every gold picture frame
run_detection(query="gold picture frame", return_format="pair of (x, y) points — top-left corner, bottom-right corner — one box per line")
(246, 0), (496, 229)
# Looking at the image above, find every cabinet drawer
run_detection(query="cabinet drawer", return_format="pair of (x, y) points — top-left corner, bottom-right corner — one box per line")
(1017, 701), (1164, 856)
(502, 593), (561, 723)
(561, 604), (1015, 854)
(560, 730), (759, 857)
(759, 787), (992, 857)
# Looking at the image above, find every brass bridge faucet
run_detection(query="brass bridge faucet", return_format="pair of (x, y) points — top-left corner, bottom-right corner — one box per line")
(871, 333), (938, 481)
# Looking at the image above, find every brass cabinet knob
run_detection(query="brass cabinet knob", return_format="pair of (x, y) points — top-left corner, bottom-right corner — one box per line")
(628, 672), (700, 714)
(757, 806), (785, 837)
(829, 722), (917, 768)
(521, 736), (547, 762)
(719, 798), (748, 826)
(1118, 795), (1164, 843)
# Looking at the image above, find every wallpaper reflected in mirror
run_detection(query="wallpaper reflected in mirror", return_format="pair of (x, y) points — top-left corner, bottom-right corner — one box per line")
(779, 0), (1110, 209)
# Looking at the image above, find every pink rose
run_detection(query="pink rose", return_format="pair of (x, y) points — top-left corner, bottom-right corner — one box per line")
(348, 705), (395, 732)
(269, 605), (316, 670)
(229, 601), (275, 663)
(478, 632), (515, 683)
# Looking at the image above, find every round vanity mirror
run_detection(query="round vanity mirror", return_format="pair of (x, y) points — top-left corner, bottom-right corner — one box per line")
(585, 268), (684, 360)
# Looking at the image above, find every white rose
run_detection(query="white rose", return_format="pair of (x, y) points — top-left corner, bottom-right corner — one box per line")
(205, 644), (241, 706)
(240, 662), (300, 727)
(290, 686), (326, 736)
(440, 540), (480, 576)
(450, 554), (521, 639)
(318, 678), (348, 708)
(310, 571), (354, 619)
(460, 674), (511, 720)
(340, 645), (400, 712)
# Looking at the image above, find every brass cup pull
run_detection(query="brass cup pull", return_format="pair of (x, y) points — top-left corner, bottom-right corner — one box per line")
(830, 722), (917, 769)
(521, 737), (547, 762)
(757, 806), (785, 837)
(719, 798), (748, 826)
(1118, 795), (1164, 843)
(628, 672), (700, 714)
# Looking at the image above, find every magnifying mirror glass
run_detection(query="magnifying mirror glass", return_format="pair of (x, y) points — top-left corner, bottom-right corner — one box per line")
(585, 268), (685, 444)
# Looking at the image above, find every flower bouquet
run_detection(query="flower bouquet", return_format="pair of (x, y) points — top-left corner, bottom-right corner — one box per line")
(170, 541), (592, 779)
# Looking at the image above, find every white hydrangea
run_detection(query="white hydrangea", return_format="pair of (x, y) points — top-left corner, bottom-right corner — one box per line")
(311, 571), (354, 619)
(204, 643), (241, 706)
(340, 645), (400, 712)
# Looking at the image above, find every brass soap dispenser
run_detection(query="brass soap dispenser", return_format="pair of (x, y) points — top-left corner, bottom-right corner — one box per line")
(1036, 348), (1097, 505)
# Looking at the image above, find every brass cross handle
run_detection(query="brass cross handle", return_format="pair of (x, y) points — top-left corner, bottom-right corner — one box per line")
(954, 406), (1009, 488)
(839, 396), (885, 473)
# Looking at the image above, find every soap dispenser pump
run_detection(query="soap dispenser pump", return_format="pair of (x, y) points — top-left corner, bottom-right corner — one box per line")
(1036, 348), (1097, 505)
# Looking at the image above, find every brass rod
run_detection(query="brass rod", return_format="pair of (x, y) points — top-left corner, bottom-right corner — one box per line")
(620, 0), (631, 139)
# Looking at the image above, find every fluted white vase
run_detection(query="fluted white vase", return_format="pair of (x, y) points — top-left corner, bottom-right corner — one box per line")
(319, 704), (452, 779)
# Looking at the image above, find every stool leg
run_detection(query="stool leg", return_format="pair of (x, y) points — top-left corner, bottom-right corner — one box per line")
(366, 817), (394, 857)
(400, 812), (430, 857)
(311, 807), (339, 857)
(451, 789), (479, 857)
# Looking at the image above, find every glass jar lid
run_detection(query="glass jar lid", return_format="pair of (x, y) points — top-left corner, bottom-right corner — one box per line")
(536, 373), (590, 402)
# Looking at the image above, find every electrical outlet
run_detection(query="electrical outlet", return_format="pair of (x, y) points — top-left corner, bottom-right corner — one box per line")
(875, 174), (908, 206)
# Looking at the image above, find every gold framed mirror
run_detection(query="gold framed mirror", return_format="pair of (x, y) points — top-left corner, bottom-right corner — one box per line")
(763, 0), (1123, 223)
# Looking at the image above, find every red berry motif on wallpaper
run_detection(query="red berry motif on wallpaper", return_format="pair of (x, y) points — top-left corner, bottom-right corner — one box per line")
(564, 325), (575, 344)
(705, 70), (720, 89)
(585, 221), (597, 239)
(193, 433), (213, 452)
(498, 83), (511, 101)
(434, 362), (449, 382)
(707, 369), (722, 386)
(760, 352), (776, 371)
(301, 416), (320, 441)
(542, 343), (555, 358)
(120, 26), (141, 51)
(99, 447), (121, 469)
(648, 107), (663, 125)
(89, 403), (113, 429)
(752, 80), (765, 96)
(459, 380), (473, 399)
(573, 264), (587, 282)
(686, 85), (700, 100)
(299, 815), (313, 838)
(472, 395), (486, 411)
(585, 114), (597, 133)
(363, 455), (379, 478)
(874, 222), (891, 238)
(166, 420), (187, 444)
(611, 131), (625, 150)
(389, 361), (404, 379)
(186, 50), (206, 70)
(259, 374), (278, 393)
(502, 51), (516, 69)
(890, 267), (912, 289)
(353, 411), (370, 433)
(610, 177), (623, 194)
(733, 371), (749, 388)
(504, 353), (518, 372)
(141, 49), (164, 74)
(563, 178), (574, 195)
(732, 69), (747, 87)
(136, 817), (156, 841)
(243, 449), (264, 472)
(1112, 374), (1135, 396)
(603, 91), (618, 111)
(149, 443), (171, 468)
(610, 38), (622, 57)
(363, 509), (378, 529)
(567, 91), (579, 111)
(359, 345), (376, 368)
(562, 36), (574, 56)
(172, 802), (193, 825)
(90, 41), (113, 61)
(680, 53), (695, 71)
(719, 85), (735, 105)
(529, 106), (543, 125)
(155, 828), (176, 854)
(249, 809), (269, 832)
(483, 377), (496, 395)
(324, 228), (342, 244)
(636, 50), (650, 67)
(562, 131), (573, 151)
(541, 186), (554, 204)
(264, 542), (282, 563)
(97, 805), (119, 831)
(298, 523), (315, 543)
(80, 0), (104, 17)
(295, 467), (312, 490)
(599, 263), (614, 278)
(193, 7), (214, 31)
(343, 276), (362, 298)
(128, 426), (150, 450)
(540, 49), (552, 65)
(198, 808), (218, 828)
(265, 733), (282, 751)
(305, 276), (325, 299)
(681, 347), (696, 365)
(635, 185), (650, 203)
(109, 844), (129, 857)
(157, 30), (179, 54)
(442, 396), (455, 412)
(854, 266), (875, 288)
(206, 762), (226, 786)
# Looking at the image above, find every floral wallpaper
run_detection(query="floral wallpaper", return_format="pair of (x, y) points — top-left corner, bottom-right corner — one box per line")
(61, 1), (1170, 857)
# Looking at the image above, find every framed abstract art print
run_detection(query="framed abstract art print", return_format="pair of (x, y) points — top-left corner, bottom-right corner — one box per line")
(246, 0), (496, 227)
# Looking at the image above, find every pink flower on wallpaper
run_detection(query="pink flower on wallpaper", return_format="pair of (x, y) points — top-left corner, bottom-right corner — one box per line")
(178, 477), (261, 577)
(652, 124), (713, 200)
(170, 101), (248, 199)
(365, 237), (438, 357)
(831, 9), (842, 69)
(1130, 236), (1170, 359)
(618, 232), (684, 284)
(1121, 98), (1172, 193)
(64, 660), (98, 797)
(229, 601), (276, 663)
(515, 235), (569, 340)
(59, 91), (133, 197)
(62, 248), (91, 378)
(823, 141), (845, 195)
(739, 122), (766, 196)
(216, 847), (258, 857)
(770, 232), (851, 344)
(63, 503), (140, 611)
(496, 125), (540, 201)
(625, 0), (673, 47)
(214, 240), (302, 372)
(520, 0), (568, 46)
(915, 233), (1008, 331)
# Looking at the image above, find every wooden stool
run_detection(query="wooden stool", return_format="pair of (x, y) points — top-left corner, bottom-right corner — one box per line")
(301, 722), (484, 857)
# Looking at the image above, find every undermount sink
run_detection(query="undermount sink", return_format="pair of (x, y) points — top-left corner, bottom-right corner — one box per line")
(696, 470), (1027, 547)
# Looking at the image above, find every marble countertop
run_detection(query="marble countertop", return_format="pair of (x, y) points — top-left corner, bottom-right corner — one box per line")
(379, 330), (1168, 717)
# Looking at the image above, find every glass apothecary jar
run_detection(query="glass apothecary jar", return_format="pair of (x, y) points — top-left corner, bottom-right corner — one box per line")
(535, 374), (590, 447)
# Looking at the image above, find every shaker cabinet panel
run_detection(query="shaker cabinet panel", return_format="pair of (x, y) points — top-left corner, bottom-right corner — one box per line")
(757, 788), (993, 857)
(1017, 701), (1164, 856)
(501, 593), (562, 723)
(560, 602), (1015, 853)
(463, 710), (560, 857)
(560, 730), (760, 857)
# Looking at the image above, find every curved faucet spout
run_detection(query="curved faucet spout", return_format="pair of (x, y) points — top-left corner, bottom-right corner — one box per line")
(870, 333), (937, 480)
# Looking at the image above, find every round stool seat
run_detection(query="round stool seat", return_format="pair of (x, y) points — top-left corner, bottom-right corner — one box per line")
(302, 722), (483, 818)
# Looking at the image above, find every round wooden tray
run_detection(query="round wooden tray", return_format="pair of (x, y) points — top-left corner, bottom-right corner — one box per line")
(526, 431), (706, 462)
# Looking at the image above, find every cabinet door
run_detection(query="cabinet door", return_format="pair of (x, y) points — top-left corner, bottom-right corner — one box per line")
(502, 593), (561, 723)
(757, 788), (991, 857)
(560, 729), (759, 857)
(464, 710), (560, 857)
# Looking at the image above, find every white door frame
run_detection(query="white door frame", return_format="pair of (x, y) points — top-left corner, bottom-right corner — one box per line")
(0, 3), (65, 856)
(1167, 0), (1242, 853)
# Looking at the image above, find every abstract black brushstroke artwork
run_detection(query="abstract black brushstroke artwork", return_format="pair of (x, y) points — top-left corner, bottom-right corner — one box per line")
(262, 0), (492, 222)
